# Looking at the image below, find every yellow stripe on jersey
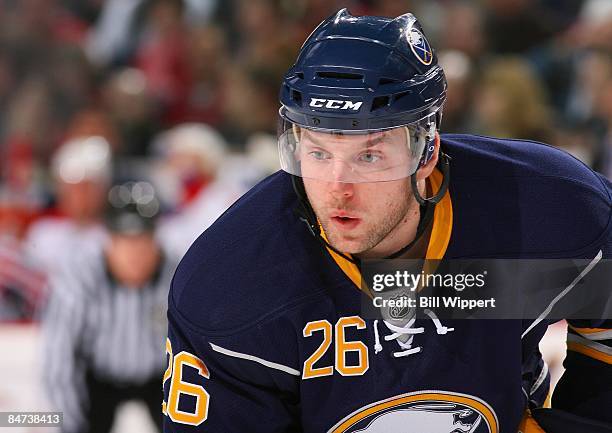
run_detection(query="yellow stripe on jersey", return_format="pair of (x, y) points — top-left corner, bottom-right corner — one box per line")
(569, 326), (609, 334)
(425, 167), (453, 260)
(567, 343), (612, 364)
(568, 325), (612, 340)
(567, 333), (612, 364)
(320, 229), (362, 289)
(518, 410), (547, 433)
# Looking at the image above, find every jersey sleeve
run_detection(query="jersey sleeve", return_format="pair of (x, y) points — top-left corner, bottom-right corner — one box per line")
(546, 171), (611, 424)
(550, 199), (612, 425)
(550, 318), (612, 423)
(163, 298), (302, 432)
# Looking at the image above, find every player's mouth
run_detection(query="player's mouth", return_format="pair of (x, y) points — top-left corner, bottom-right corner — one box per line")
(330, 212), (361, 230)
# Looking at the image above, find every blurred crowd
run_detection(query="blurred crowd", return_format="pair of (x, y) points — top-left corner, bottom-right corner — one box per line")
(0, 0), (609, 316)
(1, 0), (611, 321)
(0, 0), (609, 431)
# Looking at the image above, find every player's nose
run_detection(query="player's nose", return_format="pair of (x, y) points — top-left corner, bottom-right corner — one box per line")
(319, 159), (355, 200)
(329, 178), (354, 198)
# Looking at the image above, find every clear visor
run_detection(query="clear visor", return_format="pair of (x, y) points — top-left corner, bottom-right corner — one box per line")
(278, 116), (434, 183)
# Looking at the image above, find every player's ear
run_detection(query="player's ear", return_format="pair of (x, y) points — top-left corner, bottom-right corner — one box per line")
(415, 132), (440, 181)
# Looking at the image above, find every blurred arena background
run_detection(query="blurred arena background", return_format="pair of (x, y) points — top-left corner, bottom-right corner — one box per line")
(0, 0), (610, 432)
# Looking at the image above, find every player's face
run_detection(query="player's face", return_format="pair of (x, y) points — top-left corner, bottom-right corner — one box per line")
(57, 180), (107, 223)
(106, 233), (161, 288)
(302, 129), (418, 256)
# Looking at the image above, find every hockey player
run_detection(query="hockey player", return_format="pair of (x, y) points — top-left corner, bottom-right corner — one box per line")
(163, 9), (611, 433)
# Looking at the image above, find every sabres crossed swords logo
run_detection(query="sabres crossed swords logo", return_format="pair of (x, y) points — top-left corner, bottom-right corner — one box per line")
(407, 28), (433, 66)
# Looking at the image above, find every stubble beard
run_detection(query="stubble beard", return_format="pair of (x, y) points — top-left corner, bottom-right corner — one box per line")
(312, 182), (415, 255)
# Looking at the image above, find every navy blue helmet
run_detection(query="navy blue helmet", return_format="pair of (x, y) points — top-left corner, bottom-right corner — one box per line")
(278, 8), (447, 183)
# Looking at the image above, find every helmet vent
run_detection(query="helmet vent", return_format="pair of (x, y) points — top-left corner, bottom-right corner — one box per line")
(316, 71), (363, 80)
(371, 96), (390, 111)
(291, 90), (302, 105)
(379, 77), (401, 85)
(394, 90), (413, 102)
(295, 72), (304, 79)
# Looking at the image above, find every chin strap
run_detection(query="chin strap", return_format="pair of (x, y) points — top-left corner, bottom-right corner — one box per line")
(411, 151), (451, 206)
(384, 200), (434, 259)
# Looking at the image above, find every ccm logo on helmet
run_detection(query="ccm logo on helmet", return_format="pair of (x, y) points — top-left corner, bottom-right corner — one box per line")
(310, 98), (363, 111)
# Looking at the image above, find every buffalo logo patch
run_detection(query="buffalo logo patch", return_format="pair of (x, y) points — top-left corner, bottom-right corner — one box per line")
(329, 391), (498, 433)
(407, 28), (433, 66)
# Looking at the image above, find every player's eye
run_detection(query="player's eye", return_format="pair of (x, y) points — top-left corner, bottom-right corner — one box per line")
(309, 149), (331, 160)
(357, 151), (382, 164)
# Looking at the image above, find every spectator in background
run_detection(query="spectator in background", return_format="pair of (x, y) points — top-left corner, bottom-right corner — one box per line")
(0, 139), (46, 321)
(101, 68), (160, 156)
(221, 66), (280, 143)
(4, 77), (57, 160)
(243, 132), (282, 179)
(217, 0), (298, 143)
(45, 43), (96, 132)
(64, 109), (121, 154)
(134, 0), (190, 122)
(592, 71), (612, 178)
(0, 50), (17, 139)
(175, 25), (229, 127)
(565, 0), (612, 51)
(471, 57), (554, 143)
(0, 138), (45, 214)
(42, 181), (176, 433)
(25, 136), (111, 274)
(437, 50), (475, 134)
(550, 51), (611, 167)
(153, 123), (246, 256)
(482, 0), (578, 55)
(85, 0), (145, 67)
(0, 208), (46, 321)
(439, 2), (485, 61)
(566, 50), (612, 124)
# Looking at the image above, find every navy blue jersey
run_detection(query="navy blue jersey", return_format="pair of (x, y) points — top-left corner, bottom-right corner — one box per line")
(163, 135), (611, 433)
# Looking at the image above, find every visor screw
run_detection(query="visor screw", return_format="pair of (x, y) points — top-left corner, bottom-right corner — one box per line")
(312, 117), (320, 126)
(352, 120), (359, 127)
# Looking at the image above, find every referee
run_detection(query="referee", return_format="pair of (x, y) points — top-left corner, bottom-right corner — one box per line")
(42, 181), (177, 433)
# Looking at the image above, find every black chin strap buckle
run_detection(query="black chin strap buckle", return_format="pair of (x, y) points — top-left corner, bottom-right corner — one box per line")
(411, 152), (451, 206)
(298, 216), (318, 238)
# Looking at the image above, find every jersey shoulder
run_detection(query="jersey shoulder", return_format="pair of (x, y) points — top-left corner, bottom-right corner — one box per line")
(441, 134), (611, 257)
(169, 171), (334, 335)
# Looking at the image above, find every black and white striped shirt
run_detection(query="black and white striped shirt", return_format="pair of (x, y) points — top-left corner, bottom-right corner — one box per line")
(41, 246), (177, 433)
